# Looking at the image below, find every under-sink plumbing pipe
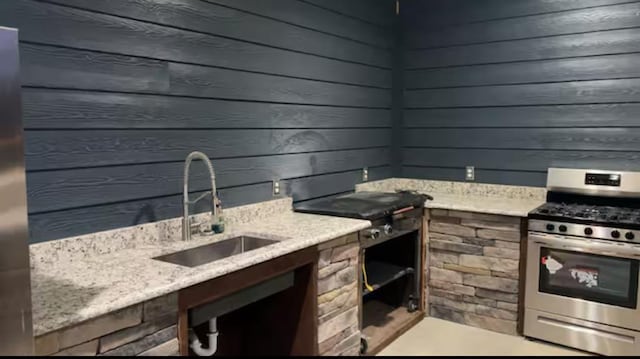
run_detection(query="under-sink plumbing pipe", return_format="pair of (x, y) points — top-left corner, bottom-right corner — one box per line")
(190, 317), (219, 356)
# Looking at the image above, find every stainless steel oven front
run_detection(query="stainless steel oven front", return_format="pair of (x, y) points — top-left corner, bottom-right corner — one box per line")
(524, 231), (640, 355)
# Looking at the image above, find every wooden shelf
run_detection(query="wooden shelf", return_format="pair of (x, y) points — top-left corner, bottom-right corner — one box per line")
(361, 300), (423, 355)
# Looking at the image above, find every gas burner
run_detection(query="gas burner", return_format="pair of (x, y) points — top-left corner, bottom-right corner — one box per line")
(530, 201), (640, 230)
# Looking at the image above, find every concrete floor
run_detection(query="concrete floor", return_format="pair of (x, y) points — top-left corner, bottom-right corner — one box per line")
(378, 317), (589, 356)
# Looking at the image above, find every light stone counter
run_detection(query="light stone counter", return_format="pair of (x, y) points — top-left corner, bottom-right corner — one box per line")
(30, 199), (370, 336)
(424, 192), (544, 217)
(357, 178), (546, 217)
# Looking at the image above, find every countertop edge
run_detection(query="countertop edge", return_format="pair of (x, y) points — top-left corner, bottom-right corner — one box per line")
(424, 201), (538, 217)
(422, 192), (544, 218)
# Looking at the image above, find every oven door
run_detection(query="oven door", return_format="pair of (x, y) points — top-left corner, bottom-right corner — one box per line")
(526, 232), (640, 331)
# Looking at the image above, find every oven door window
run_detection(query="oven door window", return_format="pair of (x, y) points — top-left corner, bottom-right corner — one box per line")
(539, 248), (639, 308)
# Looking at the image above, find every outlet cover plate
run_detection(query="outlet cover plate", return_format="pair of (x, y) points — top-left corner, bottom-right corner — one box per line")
(273, 179), (280, 195)
(466, 166), (475, 181)
(362, 167), (369, 182)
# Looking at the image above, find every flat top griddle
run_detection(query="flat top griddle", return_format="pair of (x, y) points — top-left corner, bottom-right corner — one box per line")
(293, 191), (429, 220)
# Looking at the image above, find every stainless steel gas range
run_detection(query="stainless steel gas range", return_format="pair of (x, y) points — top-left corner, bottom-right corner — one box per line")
(525, 168), (640, 356)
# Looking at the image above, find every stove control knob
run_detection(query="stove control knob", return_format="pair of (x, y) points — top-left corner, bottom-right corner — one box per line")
(546, 224), (555, 231)
(584, 227), (593, 236)
(559, 225), (567, 232)
(611, 230), (620, 239)
(626, 232), (635, 240)
(367, 229), (381, 240)
(383, 224), (393, 235)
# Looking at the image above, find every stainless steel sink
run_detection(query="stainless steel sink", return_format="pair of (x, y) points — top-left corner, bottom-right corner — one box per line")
(153, 236), (279, 267)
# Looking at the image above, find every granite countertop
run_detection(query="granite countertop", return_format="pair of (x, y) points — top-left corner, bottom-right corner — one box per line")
(356, 178), (546, 217)
(424, 192), (544, 217)
(31, 211), (370, 336)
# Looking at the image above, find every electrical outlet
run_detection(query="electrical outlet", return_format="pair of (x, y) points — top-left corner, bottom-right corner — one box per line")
(273, 179), (280, 195)
(465, 166), (475, 181)
(362, 167), (369, 182)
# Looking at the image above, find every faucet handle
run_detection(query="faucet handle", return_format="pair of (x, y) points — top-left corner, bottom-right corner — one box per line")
(186, 191), (212, 205)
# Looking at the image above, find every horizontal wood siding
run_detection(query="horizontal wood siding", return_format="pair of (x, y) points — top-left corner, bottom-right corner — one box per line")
(1, 0), (393, 242)
(302, 0), (394, 27)
(405, 2), (640, 49)
(402, 0), (632, 28)
(400, 0), (640, 187)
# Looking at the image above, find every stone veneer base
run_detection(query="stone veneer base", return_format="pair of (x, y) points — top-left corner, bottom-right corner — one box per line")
(35, 293), (178, 356)
(425, 209), (524, 336)
(316, 233), (361, 356)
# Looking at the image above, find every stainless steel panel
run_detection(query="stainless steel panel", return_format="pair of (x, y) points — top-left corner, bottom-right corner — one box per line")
(189, 271), (294, 327)
(528, 230), (640, 259)
(529, 219), (640, 244)
(525, 233), (640, 331)
(524, 308), (640, 356)
(547, 167), (640, 197)
(0, 27), (34, 355)
(362, 208), (422, 249)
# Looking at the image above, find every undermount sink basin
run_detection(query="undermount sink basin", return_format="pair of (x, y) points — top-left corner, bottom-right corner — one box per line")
(153, 236), (279, 267)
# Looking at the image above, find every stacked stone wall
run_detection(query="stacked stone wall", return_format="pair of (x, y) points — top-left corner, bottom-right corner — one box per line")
(317, 233), (361, 356)
(35, 293), (178, 356)
(426, 209), (523, 335)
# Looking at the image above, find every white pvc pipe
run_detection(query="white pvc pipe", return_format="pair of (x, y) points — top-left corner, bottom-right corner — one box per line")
(190, 317), (219, 356)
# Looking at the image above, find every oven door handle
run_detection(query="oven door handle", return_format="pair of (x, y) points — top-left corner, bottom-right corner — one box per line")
(529, 233), (640, 260)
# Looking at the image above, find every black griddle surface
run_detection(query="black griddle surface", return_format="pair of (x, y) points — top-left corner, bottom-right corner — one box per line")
(293, 191), (428, 220)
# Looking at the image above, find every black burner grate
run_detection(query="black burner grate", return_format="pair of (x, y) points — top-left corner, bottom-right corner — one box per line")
(531, 202), (640, 227)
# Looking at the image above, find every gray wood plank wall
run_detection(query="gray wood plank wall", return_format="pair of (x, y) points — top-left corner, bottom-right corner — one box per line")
(400, 0), (640, 187)
(0, 0), (394, 242)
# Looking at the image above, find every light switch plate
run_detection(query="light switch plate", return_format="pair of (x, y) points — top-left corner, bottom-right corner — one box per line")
(273, 179), (280, 195)
(465, 166), (475, 181)
(362, 167), (369, 182)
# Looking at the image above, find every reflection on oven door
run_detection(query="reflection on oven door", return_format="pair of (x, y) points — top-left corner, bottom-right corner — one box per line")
(539, 248), (637, 308)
